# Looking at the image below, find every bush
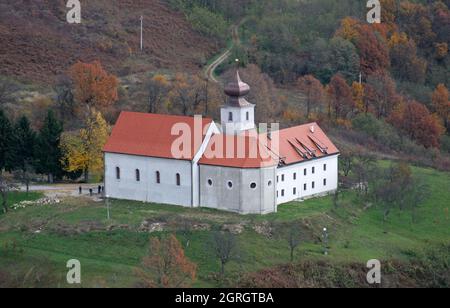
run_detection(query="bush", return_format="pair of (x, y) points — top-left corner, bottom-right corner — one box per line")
(351, 113), (402, 149)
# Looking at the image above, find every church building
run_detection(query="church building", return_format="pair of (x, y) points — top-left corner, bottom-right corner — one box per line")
(103, 72), (340, 214)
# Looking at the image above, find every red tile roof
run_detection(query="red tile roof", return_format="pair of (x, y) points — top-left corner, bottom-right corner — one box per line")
(199, 133), (277, 168)
(103, 111), (213, 160)
(263, 123), (339, 166)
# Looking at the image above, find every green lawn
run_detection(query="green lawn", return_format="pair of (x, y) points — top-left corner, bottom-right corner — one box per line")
(0, 191), (43, 212)
(0, 163), (448, 287)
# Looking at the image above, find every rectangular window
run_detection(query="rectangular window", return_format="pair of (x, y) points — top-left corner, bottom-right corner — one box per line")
(293, 173), (297, 180)
(277, 176), (279, 183)
(156, 171), (160, 184)
(324, 164), (327, 171)
(304, 183), (307, 191)
(176, 173), (181, 186)
(277, 191), (279, 197)
(323, 179), (327, 186)
(312, 167), (315, 174)
(228, 112), (233, 122)
(281, 174), (285, 182)
(136, 169), (140, 182)
(304, 168), (307, 176)
(293, 187), (297, 195)
(246, 112), (250, 121)
(281, 190), (285, 197)
(312, 181), (315, 189)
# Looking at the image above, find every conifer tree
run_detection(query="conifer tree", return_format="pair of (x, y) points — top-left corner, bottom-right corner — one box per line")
(12, 116), (36, 192)
(0, 110), (14, 174)
(36, 110), (63, 183)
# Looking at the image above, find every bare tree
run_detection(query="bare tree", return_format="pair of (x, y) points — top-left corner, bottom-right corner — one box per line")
(339, 150), (354, 177)
(178, 218), (193, 248)
(211, 231), (237, 276)
(13, 160), (35, 195)
(332, 190), (340, 209)
(54, 75), (75, 124)
(0, 173), (17, 213)
(353, 153), (377, 195)
(372, 163), (430, 231)
(147, 75), (169, 114)
(275, 222), (303, 262)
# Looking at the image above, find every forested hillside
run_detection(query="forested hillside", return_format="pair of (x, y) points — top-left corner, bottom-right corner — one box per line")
(169, 0), (450, 167)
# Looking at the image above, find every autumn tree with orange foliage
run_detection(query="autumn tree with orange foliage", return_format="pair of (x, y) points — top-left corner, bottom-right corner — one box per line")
(356, 25), (390, 76)
(335, 18), (390, 76)
(136, 234), (196, 288)
(389, 101), (445, 148)
(432, 84), (450, 130)
(434, 42), (448, 60)
(327, 74), (354, 120)
(68, 61), (119, 115)
(335, 17), (360, 42)
(389, 32), (427, 83)
(398, 1), (436, 49)
(380, 0), (398, 26)
(352, 82), (365, 113)
(147, 74), (170, 114)
(297, 75), (325, 119)
(366, 70), (400, 119)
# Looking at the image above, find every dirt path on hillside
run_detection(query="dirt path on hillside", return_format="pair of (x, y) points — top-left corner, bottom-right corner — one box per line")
(204, 22), (242, 83)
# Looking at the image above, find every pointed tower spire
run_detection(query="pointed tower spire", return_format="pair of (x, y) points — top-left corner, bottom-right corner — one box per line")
(221, 66), (256, 135)
(224, 69), (251, 107)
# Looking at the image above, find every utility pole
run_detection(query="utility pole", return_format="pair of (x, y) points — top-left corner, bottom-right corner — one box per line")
(140, 15), (143, 51)
(105, 195), (111, 220)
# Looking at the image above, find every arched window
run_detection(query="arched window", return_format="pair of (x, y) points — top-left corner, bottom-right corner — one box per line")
(135, 169), (140, 182)
(176, 173), (181, 186)
(156, 171), (160, 184)
(116, 167), (120, 180)
(228, 112), (233, 122)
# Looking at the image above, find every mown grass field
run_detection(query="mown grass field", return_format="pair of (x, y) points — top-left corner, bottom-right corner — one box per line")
(0, 191), (43, 209)
(0, 163), (448, 287)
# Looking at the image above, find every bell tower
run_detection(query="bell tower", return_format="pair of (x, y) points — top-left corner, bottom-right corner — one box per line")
(221, 71), (256, 135)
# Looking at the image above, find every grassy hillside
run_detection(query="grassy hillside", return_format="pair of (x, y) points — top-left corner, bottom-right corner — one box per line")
(0, 162), (448, 287)
(0, 0), (218, 84)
